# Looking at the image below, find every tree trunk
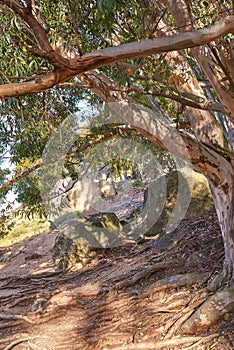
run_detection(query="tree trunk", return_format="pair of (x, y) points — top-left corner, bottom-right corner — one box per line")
(159, 0), (234, 287)
(209, 175), (234, 286)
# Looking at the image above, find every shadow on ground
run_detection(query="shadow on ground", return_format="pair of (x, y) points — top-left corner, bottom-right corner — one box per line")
(0, 211), (233, 350)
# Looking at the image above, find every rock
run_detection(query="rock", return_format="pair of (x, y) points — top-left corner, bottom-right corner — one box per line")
(47, 165), (116, 219)
(143, 167), (214, 236)
(53, 212), (122, 270)
(116, 179), (134, 195)
(85, 212), (123, 232)
(25, 252), (42, 261)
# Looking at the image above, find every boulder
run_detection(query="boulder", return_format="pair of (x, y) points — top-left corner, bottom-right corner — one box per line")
(48, 165), (116, 219)
(53, 212), (122, 270)
(116, 179), (134, 195)
(143, 167), (214, 236)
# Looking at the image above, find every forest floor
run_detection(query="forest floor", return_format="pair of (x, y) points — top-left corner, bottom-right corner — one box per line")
(0, 210), (234, 349)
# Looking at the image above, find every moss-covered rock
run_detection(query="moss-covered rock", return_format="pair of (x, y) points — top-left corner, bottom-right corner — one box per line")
(53, 212), (122, 270)
(144, 167), (214, 236)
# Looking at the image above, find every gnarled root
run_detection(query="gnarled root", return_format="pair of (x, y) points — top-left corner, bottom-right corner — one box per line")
(208, 263), (234, 291)
(181, 285), (234, 334)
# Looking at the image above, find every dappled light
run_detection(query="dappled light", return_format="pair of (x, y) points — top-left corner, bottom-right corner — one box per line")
(1, 0), (234, 348)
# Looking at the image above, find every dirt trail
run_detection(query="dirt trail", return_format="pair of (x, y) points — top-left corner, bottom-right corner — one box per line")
(0, 211), (234, 349)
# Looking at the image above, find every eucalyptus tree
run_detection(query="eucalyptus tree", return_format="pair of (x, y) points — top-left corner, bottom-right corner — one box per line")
(0, 0), (234, 330)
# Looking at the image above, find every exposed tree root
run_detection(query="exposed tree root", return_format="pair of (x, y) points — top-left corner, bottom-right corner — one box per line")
(2, 336), (50, 350)
(164, 289), (208, 338)
(0, 211), (231, 349)
(182, 285), (234, 333)
(0, 312), (35, 324)
(102, 334), (219, 349)
(208, 266), (231, 291)
(27, 340), (44, 350)
(182, 334), (220, 349)
(108, 263), (208, 292)
(145, 272), (209, 293)
(0, 322), (19, 330)
(114, 258), (182, 289)
(3, 337), (30, 350)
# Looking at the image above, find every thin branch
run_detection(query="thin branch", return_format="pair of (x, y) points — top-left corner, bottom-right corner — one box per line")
(0, 0), (67, 67)
(0, 125), (134, 191)
(2, 0), (50, 50)
(67, 0), (83, 56)
(0, 163), (44, 190)
(60, 80), (225, 113)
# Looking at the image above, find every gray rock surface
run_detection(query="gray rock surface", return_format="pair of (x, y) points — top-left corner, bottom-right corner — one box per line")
(48, 165), (116, 219)
(53, 167), (214, 269)
(53, 212), (122, 270)
(143, 167), (214, 236)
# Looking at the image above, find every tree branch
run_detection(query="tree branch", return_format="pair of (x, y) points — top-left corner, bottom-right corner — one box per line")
(0, 71), (62, 99)
(80, 70), (234, 187)
(0, 162), (44, 191)
(82, 16), (234, 64)
(0, 10), (233, 99)
(100, 85), (226, 113)
(0, 0), (67, 67)
(1, 0), (50, 50)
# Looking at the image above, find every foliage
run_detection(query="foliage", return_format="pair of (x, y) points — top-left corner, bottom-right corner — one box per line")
(0, 214), (49, 247)
(0, 0), (233, 238)
(0, 206), (15, 239)
(132, 179), (143, 188)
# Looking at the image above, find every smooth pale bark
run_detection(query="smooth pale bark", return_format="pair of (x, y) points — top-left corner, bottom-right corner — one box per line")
(161, 0), (234, 284)
(0, 72), (60, 98)
(155, 28), (224, 145)
(0, 0), (234, 99)
(82, 17), (234, 63)
(162, 0), (234, 125)
(155, 1), (225, 146)
(210, 182), (234, 283)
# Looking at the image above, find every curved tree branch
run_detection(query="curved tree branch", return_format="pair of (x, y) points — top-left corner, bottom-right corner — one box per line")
(0, 3), (233, 99)
(82, 16), (234, 63)
(1, 0), (68, 67)
(80, 70), (234, 187)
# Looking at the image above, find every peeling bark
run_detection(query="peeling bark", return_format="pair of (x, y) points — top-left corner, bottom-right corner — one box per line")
(160, 0), (234, 287)
(209, 181), (234, 284)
